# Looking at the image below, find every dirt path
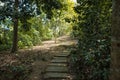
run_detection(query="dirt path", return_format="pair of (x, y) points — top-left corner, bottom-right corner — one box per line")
(27, 36), (77, 80)
(0, 35), (76, 80)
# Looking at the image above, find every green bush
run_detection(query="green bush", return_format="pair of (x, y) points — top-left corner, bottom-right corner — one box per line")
(0, 44), (11, 51)
(70, 39), (111, 80)
(0, 64), (32, 80)
(18, 34), (33, 48)
(71, 0), (111, 80)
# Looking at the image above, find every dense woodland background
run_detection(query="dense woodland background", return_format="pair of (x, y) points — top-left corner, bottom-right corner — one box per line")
(0, 0), (120, 80)
(0, 0), (76, 51)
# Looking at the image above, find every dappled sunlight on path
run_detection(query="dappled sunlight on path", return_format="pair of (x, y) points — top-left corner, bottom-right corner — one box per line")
(0, 35), (77, 80)
(31, 35), (77, 51)
(27, 35), (77, 80)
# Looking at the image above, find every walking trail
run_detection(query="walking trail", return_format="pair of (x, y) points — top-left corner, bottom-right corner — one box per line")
(27, 35), (77, 80)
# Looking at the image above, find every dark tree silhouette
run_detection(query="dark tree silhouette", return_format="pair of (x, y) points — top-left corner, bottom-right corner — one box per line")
(11, 0), (19, 52)
(111, 0), (120, 80)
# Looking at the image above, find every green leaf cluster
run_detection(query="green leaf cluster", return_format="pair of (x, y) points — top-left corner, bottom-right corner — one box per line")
(71, 0), (112, 79)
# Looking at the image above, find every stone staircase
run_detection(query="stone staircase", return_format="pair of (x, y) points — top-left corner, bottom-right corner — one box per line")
(44, 51), (72, 80)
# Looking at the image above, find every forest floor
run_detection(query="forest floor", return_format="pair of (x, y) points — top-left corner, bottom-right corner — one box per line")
(0, 35), (77, 80)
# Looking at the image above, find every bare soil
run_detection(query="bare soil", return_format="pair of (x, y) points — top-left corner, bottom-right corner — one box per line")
(0, 36), (77, 80)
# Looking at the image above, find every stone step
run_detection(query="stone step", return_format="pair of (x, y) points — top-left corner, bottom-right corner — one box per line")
(48, 63), (67, 67)
(51, 58), (67, 63)
(54, 56), (68, 59)
(44, 50), (72, 80)
(46, 66), (68, 73)
(44, 73), (71, 80)
(62, 51), (69, 53)
(55, 53), (70, 57)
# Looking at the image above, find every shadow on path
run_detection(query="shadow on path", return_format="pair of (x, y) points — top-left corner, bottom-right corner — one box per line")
(27, 36), (77, 80)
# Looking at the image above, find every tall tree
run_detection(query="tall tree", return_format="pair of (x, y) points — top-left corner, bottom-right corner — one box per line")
(11, 0), (19, 52)
(110, 0), (120, 80)
(0, 0), (63, 52)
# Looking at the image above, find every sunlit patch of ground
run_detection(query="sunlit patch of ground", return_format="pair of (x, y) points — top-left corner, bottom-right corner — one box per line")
(30, 36), (77, 50)
(0, 35), (77, 80)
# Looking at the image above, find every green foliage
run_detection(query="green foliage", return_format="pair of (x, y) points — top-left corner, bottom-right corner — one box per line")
(0, 64), (31, 80)
(18, 34), (33, 48)
(0, 19), (12, 51)
(0, 44), (11, 51)
(0, 0), (76, 51)
(71, 0), (112, 80)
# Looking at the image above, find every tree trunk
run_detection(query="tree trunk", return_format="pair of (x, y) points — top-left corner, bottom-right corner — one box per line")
(54, 27), (57, 43)
(110, 0), (120, 80)
(11, 0), (19, 53)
